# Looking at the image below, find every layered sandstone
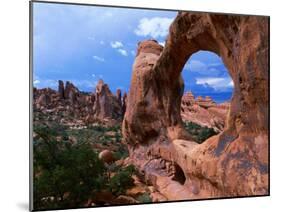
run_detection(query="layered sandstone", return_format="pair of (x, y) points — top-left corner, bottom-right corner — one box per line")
(123, 12), (269, 200)
(181, 91), (230, 132)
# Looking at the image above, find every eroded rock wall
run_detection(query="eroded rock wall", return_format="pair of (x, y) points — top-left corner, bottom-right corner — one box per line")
(122, 12), (269, 199)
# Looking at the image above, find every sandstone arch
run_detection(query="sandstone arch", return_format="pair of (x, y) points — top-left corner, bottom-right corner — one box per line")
(123, 12), (269, 199)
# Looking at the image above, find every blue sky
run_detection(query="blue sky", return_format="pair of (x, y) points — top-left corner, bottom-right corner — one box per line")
(33, 2), (233, 102)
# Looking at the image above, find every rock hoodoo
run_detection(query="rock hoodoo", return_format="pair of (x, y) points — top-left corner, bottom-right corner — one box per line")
(58, 80), (65, 99)
(122, 12), (269, 199)
(122, 92), (127, 117)
(116, 89), (122, 106)
(93, 79), (123, 121)
(34, 79), (124, 126)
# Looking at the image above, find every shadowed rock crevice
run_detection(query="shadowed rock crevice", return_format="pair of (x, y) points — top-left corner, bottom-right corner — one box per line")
(171, 163), (186, 185)
(123, 12), (269, 199)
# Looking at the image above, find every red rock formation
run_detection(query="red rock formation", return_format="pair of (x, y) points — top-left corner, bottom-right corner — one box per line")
(34, 88), (57, 109)
(196, 96), (216, 108)
(93, 80), (122, 121)
(123, 12), (269, 199)
(181, 91), (229, 132)
(122, 92), (127, 117)
(182, 91), (195, 106)
(58, 80), (64, 99)
(64, 81), (79, 105)
(116, 89), (122, 106)
(34, 79), (124, 126)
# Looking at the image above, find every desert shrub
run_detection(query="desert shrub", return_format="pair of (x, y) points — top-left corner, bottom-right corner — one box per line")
(33, 126), (107, 210)
(197, 126), (217, 143)
(89, 125), (107, 132)
(113, 146), (129, 160)
(33, 123), (136, 209)
(107, 125), (121, 132)
(114, 133), (122, 142)
(184, 121), (218, 143)
(108, 165), (135, 195)
(137, 193), (152, 203)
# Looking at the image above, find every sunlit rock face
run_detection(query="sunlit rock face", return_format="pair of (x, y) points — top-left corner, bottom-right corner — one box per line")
(122, 12), (269, 200)
(181, 91), (230, 132)
(93, 79), (123, 121)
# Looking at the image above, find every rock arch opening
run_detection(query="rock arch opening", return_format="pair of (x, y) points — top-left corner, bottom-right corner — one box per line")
(180, 50), (234, 142)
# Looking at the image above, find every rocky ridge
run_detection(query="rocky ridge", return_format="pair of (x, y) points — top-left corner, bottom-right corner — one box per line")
(34, 79), (126, 127)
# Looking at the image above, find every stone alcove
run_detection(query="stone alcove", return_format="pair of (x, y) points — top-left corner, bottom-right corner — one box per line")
(123, 12), (269, 198)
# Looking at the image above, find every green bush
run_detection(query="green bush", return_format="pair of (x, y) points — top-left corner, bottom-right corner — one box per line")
(33, 126), (107, 210)
(33, 123), (135, 210)
(184, 121), (218, 143)
(88, 125), (107, 132)
(109, 165), (135, 195)
(137, 193), (152, 203)
(113, 146), (129, 160)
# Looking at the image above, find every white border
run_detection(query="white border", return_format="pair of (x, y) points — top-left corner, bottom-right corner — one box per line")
(0, 0), (279, 212)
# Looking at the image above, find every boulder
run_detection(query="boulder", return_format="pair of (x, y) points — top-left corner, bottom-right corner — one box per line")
(98, 150), (115, 164)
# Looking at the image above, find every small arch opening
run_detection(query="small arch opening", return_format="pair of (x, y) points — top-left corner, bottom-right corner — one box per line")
(171, 163), (186, 185)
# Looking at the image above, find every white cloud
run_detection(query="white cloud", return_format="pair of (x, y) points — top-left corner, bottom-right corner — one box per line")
(110, 41), (128, 56)
(117, 49), (128, 56)
(209, 62), (223, 67)
(184, 60), (207, 73)
(37, 79), (98, 90)
(184, 60), (222, 76)
(131, 50), (136, 56)
(134, 17), (173, 38)
(92, 55), (105, 62)
(110, 41), (123, 48)
(196, 77), (224, 86)
(71, 80), (96, 89)
(36, 79), (57, 89)
(196, 77), (234, 91)
(228, 81), (234, 87)
(207, 67), (221, 76)
(33, 79), (40, 85)
(158, 41), (165, 46)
